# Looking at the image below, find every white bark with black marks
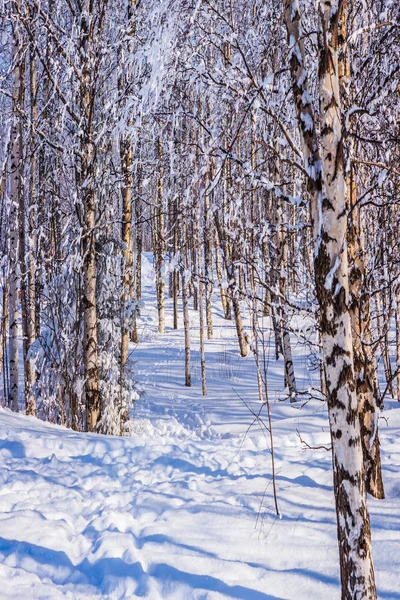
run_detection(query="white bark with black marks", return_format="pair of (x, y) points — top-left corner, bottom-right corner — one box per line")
(284, 1), (376, 597)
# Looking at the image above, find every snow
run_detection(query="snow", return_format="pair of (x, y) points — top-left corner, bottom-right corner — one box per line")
(324, 256), (341, 291)
(300, 112), (313, 133)
(1, 255), (400, 599)
(378, 169), (388, 186)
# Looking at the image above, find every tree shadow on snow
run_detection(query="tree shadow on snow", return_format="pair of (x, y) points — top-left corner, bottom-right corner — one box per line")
(149, 562), (284, 600)
(0, 536), (147, 594)
(151, 454), (332, 492)
(0, 439), (26, 459)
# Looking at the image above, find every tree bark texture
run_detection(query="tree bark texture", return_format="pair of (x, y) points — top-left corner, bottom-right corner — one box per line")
(284, 1), (377, 597)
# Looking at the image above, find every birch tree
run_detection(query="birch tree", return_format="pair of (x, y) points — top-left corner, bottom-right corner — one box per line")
(284, 0), (376, 596)
(8, 1), (23, 413)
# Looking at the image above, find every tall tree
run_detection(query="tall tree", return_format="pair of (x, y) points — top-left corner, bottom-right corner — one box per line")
(284, 0), (376, 596)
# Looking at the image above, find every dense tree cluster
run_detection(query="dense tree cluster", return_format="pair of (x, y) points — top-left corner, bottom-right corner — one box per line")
(0, 0), (399, 597)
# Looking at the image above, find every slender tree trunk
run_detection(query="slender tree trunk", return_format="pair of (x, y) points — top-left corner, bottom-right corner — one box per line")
(276, 184), (296, 400)
(120, 134), (133, 429)
(190, 242), (198, 312)
(251, 298), (264, 403)
(9, 12), (23, 413)
(272, 166), (296, 397)
(0, 274), (9, 385)
(232, 294), (248, 358)
(25, 30), (38, 417)
(172, 197), (179, 330)
(155, 138), (165, 334)
(18, 23), (37, 416)
(215, 228), (231, 320)
(120, 2), (138, 352)
(215, 215), (248, 357)
(267, 206), (283, 360)
(347, 175), (384, 499)
(181, 263), (191, 387)
(250, 110), (257, 294)
(376, 290), (394, 397)
(396, 287), (400, 402)
(135, 139), (143, 304)
(80, 5), (100, 432)
(204, 171), (213, 340)
(338, 4), (384, 498)
(198, 254), (207, 396)
(82, 189), (100, 432)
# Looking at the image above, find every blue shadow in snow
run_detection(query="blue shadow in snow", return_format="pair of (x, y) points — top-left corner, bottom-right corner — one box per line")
(2, 537), (395, 599)
(149, 563), (284, 600)
(0, 537), (281, 598)
(0, 536), (147, 593)
(379, 592), (400, 600)
(137, 532), (219, 559)
(0, 439), (26, 459)
(152, 455), (331, 491)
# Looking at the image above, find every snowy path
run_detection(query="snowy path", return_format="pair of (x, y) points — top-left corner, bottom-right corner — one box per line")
(1, 257), (400, 599)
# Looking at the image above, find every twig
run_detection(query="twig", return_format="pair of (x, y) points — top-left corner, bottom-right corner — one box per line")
(296, 428), (331, 452)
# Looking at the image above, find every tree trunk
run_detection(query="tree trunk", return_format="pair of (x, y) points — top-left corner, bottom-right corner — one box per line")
(120, 133), (133, 429)
(204, 170), (214, 340)
(396, 287), (400, 402)
(376, 290), (394, 398)
(80, 5), (100, 432)
(155, 138), (165, 334)
(1, 273), (9, 402)
(339, 3), (384, 499)
(25, 31), (38, 417)
(276, 183), (296, 400)
(181, 265), (191, 387)
(214, 228), (231, 320)
(215, 215), (248, 357)
(8, 11), (23, 413)
(172, 198), (179, 330)
(347, 176), (384, 499)
(135, 139), (143, 304)
(198, 255), (207, 396)
(284, 1), (377, 596)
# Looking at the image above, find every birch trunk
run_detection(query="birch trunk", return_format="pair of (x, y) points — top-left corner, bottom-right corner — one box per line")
(26, 30), (37, 417)
(214, 229), (231, 320)
(181, 264), (191, 387)
(318, 1), (376, 588)
(155, 138), (165, 334)
(82, 174), (100, 432)
(80, 5), (100, 432)
(190, 243), (198, 312)
(268, 218), (283, 360)
(198, 255), (207, 396)
(375, 292), (393, 396)
(204, 174), (213, 340)
(173, 198), (179, 330)
(250, 110), (257, 294)
(396, 288), (400, 402)
(135, 140), (143, 304)
(215, 215), (248, 357)
(9, 12), (22, 413)
(339, 2), (383, 499)
(274, 164), (296, 398)
(0, 275), (9, 380)
(277, 215), (296, 400)
(120, 134), (133, 426)
(284, 1), (376, 596)
(347, 177), (384, 499)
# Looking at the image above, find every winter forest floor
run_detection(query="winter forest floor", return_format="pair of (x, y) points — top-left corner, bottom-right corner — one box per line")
(1, 256), (400, 599)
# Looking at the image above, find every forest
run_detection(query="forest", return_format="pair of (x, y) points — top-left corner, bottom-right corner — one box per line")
(0, 0), (400, 598)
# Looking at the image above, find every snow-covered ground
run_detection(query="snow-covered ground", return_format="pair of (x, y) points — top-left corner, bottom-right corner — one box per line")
(1, 256), (400, 599)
